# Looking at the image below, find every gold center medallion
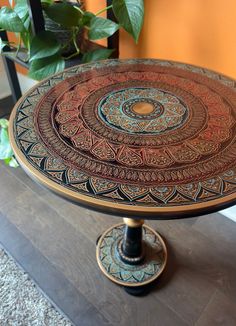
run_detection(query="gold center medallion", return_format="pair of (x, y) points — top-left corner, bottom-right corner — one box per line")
(132, 102), (155, 115)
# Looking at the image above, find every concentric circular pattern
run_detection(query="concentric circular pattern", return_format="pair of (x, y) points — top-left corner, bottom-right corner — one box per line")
(96, 223), (167, 286)
(97, 87), (188, 133)
(10, 59), (236, 218)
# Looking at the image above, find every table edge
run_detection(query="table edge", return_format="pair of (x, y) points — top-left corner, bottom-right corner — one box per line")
(8, 61), (236, 219)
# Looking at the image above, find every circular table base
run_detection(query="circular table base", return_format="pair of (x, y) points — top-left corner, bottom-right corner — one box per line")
(96, 223), (167, 288)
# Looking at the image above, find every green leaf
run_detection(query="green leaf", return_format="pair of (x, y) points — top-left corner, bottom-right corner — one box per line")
(0, 145), (13, 160)
(43, 3), (82, 27)
(21, 30), (30, 49)
(0, 127), (9, 144)
(9, 157), (19, 168)
(41, 0), (54, 5)
(112, 0), (144, 43)
(82, 11), (95, 27)
(3, 156), (18, 167)
(89, 17), (119, 40)
(0, 128), (13, 159)
(0, 38), (8, 53)
(14, 0), (31, 31)
(29, 54), (65, 80)
(4, 157), (11, 165)
(0, 119), (9, 128)
(22, 14), (31, 30)
(14, 0), (28, 20)
(30, 31), (61, 62)
(0, 6), (25, 32)
(82, 48), (114, 63)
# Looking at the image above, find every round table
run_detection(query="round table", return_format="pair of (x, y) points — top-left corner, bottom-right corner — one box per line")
(9, 59), (236, 295)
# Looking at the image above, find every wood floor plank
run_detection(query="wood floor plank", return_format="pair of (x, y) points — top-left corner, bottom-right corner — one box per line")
(195, 289), (236, 326)
(0, 164), (27, 206)
(193, 212), (236, 252)
(149, 217), (236, 303)
(5, 162), (46, 196)
(1, 163), (236, 325)
(0, 182), (186, 326)
(0, 213), (110, 326)
(153, 268), (215, 324)
(192, 213), (236, 302)
(142, 220), (216, 324)
(3, 159), (118, 242)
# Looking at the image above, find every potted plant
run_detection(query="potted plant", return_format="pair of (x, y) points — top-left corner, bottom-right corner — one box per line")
(0, 0), (144, 80)
(0, 0), (144, 167)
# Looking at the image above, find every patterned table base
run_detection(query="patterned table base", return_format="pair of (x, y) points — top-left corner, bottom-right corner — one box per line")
(96, 223), (167, 287)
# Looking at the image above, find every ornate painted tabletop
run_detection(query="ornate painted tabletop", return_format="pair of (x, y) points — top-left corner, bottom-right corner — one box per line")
(9, 59), (236, 219)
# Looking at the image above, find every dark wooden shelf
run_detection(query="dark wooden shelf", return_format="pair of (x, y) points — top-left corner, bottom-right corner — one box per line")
(4, 51), (29, 69)
(3, 39), (107, 70)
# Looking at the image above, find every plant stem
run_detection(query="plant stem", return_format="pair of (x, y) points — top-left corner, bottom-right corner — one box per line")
(61, 33), (74, 50)
(74, 5), (84, 15)
(16, 34), (21, 58)
(73, 39), (80, 53)
(72, 28), (80, 53)
(63, 51), (80, 60)
(95, 5), (113, 16)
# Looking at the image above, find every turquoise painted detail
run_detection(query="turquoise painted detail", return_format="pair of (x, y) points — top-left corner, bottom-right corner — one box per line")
(98, 87), (188, 134)
(98, 224), (166, 285)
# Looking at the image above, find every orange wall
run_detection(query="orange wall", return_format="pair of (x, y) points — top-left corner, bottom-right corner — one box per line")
(86, 0), (236, 79)
(3, 0), (236, 78)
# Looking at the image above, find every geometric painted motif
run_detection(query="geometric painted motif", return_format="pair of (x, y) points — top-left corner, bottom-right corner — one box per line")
(12, 59), (236, 215)
(97, 224), (166, 286)
(97, 87), (188, 134)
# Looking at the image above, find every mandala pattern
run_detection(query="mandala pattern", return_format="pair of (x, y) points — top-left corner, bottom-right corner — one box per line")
(11, 59), (236, 216)
(97, 224), (166, 286)
(97, 87), (188, 134)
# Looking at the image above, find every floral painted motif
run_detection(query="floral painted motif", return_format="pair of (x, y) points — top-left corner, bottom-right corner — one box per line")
(97, 224), (166, 286)
(12, 59), (236, 212)
(98, 87), (188, 134)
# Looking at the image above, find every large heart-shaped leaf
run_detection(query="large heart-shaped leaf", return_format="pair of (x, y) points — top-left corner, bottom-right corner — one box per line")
(14, 0), (30, 31)
(0, 6), (25, 32)
(89, 17), (119, 40)
(112, 0), (144, 43)
(29, 54), (65, 80)
(82, 48), (114, 63)
(43, 3), (82, 27)
(30, 31), (61, 62)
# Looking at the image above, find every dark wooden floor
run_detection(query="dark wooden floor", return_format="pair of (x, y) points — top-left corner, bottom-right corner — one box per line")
(1, 97), (236, 325)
